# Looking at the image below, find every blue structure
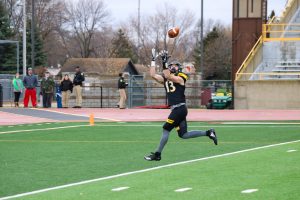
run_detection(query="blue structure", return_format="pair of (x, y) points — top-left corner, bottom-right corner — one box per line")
(56, 84), (62, 108)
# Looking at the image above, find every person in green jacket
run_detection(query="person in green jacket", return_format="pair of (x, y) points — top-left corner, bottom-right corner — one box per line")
(12, 73), (24, 107)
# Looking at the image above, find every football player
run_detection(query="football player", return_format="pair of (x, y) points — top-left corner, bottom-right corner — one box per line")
(144, 49), (218, 161)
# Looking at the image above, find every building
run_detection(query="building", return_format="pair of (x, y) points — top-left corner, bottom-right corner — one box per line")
(61, 58), (139, 83)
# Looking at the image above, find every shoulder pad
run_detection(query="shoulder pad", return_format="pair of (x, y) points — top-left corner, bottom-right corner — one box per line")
(178, 72), (188, 81)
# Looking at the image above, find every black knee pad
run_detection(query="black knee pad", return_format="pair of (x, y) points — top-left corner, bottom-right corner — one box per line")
(177, 120), (187, 138)
(177, 127), (187, 138)
(163, 122), (174, 132)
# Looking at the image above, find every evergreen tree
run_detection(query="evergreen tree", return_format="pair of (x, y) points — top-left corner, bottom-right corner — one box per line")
(19, 20), (47, 71)
(111, 29), (137, 63)
(193, 27), (219, 74)
(269, 10), (275, 21)
(193, 26), (231, 80)
(192, 40), (201, 73)
(0, 1), (17, 74)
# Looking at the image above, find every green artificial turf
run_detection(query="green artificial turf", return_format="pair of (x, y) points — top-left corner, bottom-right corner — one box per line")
(0, 122), (299, 199)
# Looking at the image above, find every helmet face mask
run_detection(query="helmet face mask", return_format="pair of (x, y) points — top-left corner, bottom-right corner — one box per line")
(168, 61), (182, 74)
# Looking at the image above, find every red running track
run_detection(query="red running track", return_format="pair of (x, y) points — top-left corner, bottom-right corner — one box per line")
(1, 108), (299, 125)
(49, 108), (300, 122)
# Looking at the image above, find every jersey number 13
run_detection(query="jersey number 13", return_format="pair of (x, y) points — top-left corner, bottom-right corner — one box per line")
(165, 81), (176, 93)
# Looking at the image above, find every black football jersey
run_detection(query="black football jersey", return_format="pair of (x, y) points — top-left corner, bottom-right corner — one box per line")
(163, 72), (188, 106)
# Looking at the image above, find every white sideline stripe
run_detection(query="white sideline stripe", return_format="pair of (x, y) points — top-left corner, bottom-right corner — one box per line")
(287, 149), (297, 152)
(1, 139), (299, 200)
(111, 187), (129, 191)
(175, 188), (192, 192)
(37, 108), (121, 122)
(0, 125), (90, 135)
(241, 189), (258, 194)
(95, 124), (300, 128)
(223, 122), (300, 125)
(1, 124), (300, 135)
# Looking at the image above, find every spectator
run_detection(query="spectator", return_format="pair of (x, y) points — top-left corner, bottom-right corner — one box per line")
(60, 74), (73, 108)
(118, 72), (128, 109)
(73, 66), (85, 108)
(41, 71), (55, 108)
(12, 72), (24, 107)
(23, 67), (38, 108)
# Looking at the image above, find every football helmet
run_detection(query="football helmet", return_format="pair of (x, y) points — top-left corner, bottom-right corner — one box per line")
(168, 60), (182, 74)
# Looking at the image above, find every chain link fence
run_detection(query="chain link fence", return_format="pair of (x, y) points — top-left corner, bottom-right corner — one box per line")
(0, 74), (231, 108)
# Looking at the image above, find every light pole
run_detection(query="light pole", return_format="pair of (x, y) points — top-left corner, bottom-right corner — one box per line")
(31, 0), (35, 70)
(22, 0), (26, 76)
(137, 0), (141, 63)
(200, 0), (204, 77)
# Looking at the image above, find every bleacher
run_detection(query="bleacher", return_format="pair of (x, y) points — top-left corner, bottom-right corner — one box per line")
(234, 0), (300, 109)
(236, 0), (300, 81)
(266, 60), (300, 80)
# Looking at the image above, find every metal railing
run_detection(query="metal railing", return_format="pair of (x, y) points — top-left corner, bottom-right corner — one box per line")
(235, 37), (263, 80)
(0, 78), (232, 108)
(236, 3), (300, 81)
(236, 72), (300, 80)
(262, 24), (300, 41)
(235, 16), (278, 81)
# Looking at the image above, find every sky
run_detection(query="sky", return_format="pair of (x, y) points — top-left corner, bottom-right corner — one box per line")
(104, 0), (287, 26)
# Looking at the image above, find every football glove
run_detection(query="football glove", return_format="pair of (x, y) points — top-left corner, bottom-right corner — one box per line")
(160, 50), (170, 69)
(151, 48), (159, 67)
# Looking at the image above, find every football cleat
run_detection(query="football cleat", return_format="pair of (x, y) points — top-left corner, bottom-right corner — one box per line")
(207, 129), (218, 145)
(144, 152), (161, 161)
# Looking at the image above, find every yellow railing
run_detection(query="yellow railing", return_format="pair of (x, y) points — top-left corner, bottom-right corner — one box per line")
(262, 24), (300, 41)
(235, 17), (277, 81)
(236, 0), (300, 81)
(235, 37), (263, 80)
(237, 72), (300, 80)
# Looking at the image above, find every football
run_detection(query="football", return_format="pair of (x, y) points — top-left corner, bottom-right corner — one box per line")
(167, 27), (180, 38)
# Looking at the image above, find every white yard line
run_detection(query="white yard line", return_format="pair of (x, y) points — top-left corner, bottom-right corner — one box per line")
(0, 139), (299, 200)
(287, 149), (297, 153)
(1, 123), (300, 135)
(241, 189), (258, 194)
(222, 122), (300, 125)
(0, 125), (90, 135)
(95, 124), (300, 129)
(111, 187), (130, 192)
(175, 188), (192, 192)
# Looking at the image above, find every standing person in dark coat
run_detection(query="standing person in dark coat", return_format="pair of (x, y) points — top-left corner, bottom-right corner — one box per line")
(23, 67), (38, 108)
(60, 74), (73, 108)
(73, 66), (85, 108)
(40, 71), (55, 108)
(118, 72), (128, 109)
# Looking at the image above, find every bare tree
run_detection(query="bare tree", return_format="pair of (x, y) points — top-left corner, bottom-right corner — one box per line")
(63, 0), (110, 58)
(90, 27), (114, 58)
(34, 0), (66, 40)
(127, 3), (195, 65)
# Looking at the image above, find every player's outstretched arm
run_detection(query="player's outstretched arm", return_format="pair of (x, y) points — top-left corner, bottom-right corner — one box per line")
(150, 48), (164, 84)
(150, 66), (164, 84)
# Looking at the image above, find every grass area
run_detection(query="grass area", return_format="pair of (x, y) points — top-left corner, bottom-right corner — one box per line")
(0, 122), (299, 199)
